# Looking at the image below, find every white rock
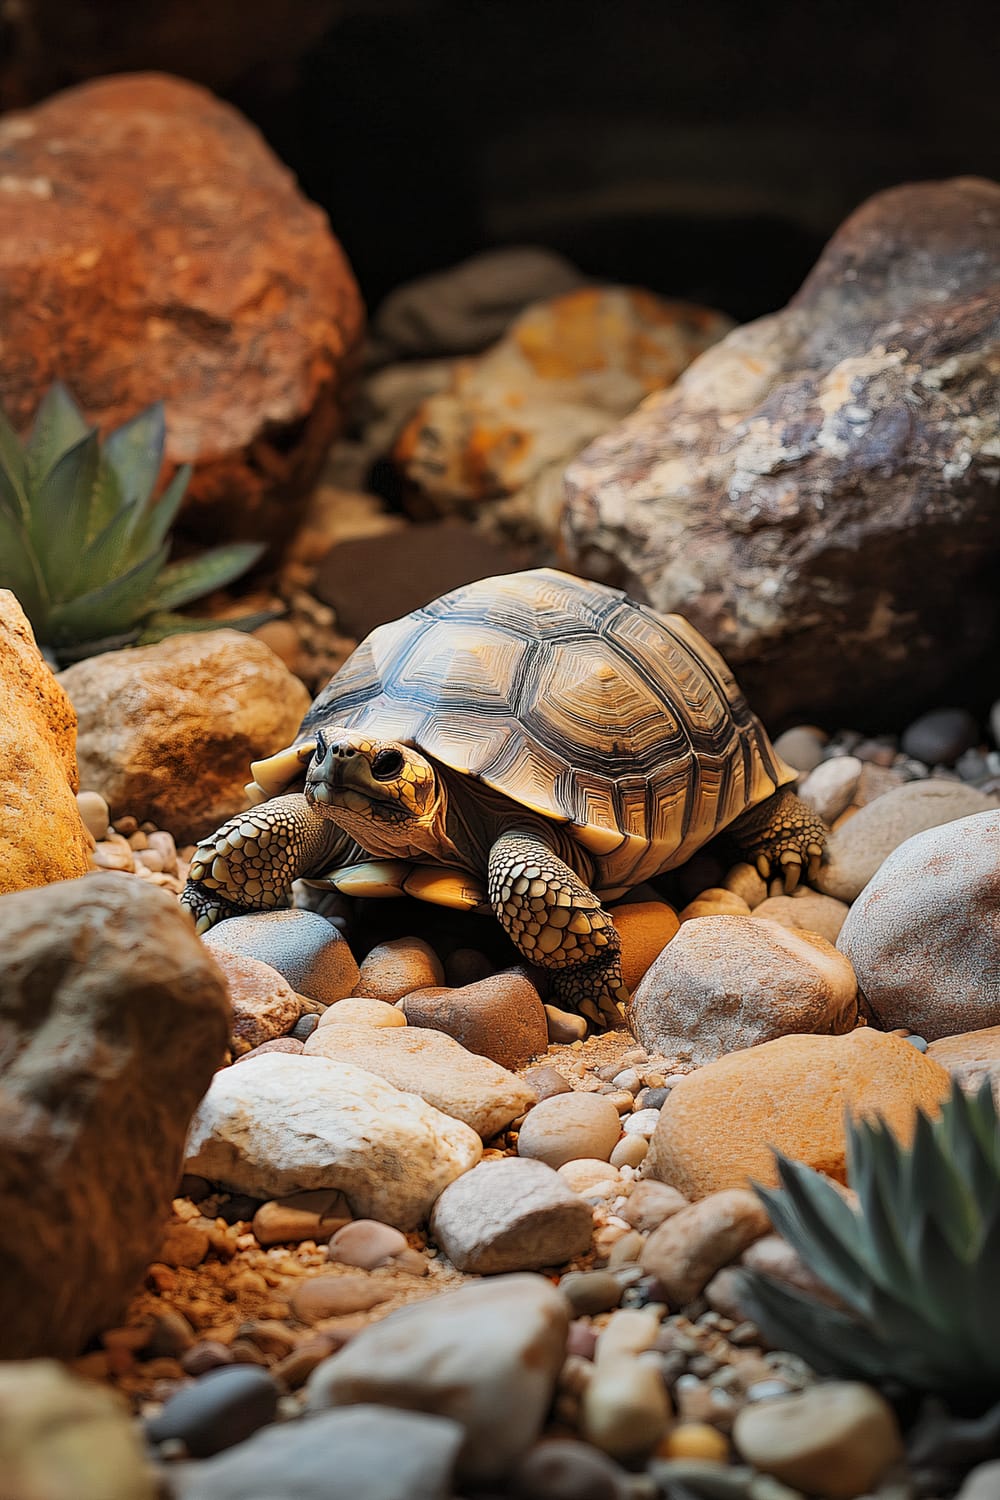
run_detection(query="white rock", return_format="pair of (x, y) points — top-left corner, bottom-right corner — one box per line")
(304, 1023), (535, 1139)
(184, 1054), (481, 1230)
(173, 1405), (462, 1500)
(431, 1157), (593, 1272)
(557, 1159), (621, 1196)
(307, 1273), (569, 1483)
(798, 755), (863, 823)
(317, 997), (406, 1029)
(838, 809), (1000, 1039)
(630, 915), (858, 1065)
(622, 1108), (662, 1138)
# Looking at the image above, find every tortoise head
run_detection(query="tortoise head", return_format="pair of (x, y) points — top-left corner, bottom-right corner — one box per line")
(305, 729), (440, 832)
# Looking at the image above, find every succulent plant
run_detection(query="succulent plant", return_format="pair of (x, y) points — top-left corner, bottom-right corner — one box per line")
(732, 1079), (1000, 1397)
(0, 383), (268, 662)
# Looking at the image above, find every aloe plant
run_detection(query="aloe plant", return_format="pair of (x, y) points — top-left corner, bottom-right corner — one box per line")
(732, 1080), (1000, 1397)
(0, 383), (268, 661)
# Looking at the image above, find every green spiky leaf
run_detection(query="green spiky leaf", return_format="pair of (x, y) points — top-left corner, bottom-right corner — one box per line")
(0, 384), (264, 658)
(145, 542), (264, 613)
(741, 1079), (1000, 1398)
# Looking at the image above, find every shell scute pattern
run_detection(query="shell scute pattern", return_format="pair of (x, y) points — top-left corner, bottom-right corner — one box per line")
(297, 569), (794, 893)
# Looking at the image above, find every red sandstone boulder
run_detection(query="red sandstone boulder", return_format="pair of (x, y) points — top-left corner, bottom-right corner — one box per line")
(0, 73), (364, 549)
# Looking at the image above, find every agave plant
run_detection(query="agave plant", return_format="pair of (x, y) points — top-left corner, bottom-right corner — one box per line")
(0, 383), (268, 662)
(732, 1079), (1000, 1397)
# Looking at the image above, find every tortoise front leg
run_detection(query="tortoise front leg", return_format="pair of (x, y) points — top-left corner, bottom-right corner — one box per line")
(729, 786), (826, 893)
(488, 828), (630, 1031)
(181, 793), (358, 934)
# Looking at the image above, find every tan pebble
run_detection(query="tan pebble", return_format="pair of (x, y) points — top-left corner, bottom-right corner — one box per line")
(290, 1273), (395, 1324)
(252, 619), (302, 673)
(723, 862), (768, 909)
(595, 1308), (663, 1365)
(582, 1356), (673, 1459)
(622, 1180), (690, 1233)
(155, 1221), (210, 1268)
(271, 1334), (337, 1389)
(640, 1189), (770, 1305)
(518, 1091), (622, 1168)
(357, 936), (444, 1004)
(611, 1135), (648, 1170)
(134, 847), (166, 873)
(659, 1422), (730, 1461)
(386, 1247), (429, 1276)
(733, 1382), (904, 1499)
(317, 997), (407, 1029)
(146, 829), (178, 873)
(91, 840), (135, 872)
(544, 1005), (589, 1044)
(679, 889), (751, 921)
(607, 1228), (646, 1267)
(127, 829), (148, 850)
(522, 1063), (572, 1102)
(76, 789), (110, 841)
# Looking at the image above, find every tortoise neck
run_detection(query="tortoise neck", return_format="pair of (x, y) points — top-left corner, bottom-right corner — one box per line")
(439, 765), (594, 885)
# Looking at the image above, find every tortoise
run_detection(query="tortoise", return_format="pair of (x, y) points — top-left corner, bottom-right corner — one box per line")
(181, 569), (825, 1027)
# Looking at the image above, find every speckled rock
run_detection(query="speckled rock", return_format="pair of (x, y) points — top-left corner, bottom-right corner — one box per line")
(173, 1404), (463, 1500)
(517, 1091), (622, 1168)
(838, 809), (1000, 1039)
(208, 950), (302, 1055)
(610, 901), (680, 991)
(640, 1189), (770, 1305)
(400, 967), (548, 1070)
(203, 909), (359, 1005)
(304, 1023), (535, 1139)
(0, 876), (230, 1357)
(926, 1027), (1000, 1099)
(733, 1382), (903, 1499)
(644, 1029), (951, 1199)
(798, 756), (863, 824)
(392, 287), (730, 539)
(0, 1360), (157, 1499)
(817, 780), (996, 903)
(0, 73), (363, 551)
(562, 179), (1000, 728)
(60, 630), (311, 844)
(630, 915), (858, 1065)
(431, 1157), (593, 1273)
(0, 592), (92, 893)
(752, 891), (850, 945)
(307, 1273), (570, 1483)
(356, 937), (444, 1004)
(183, 1053), (482, 1229)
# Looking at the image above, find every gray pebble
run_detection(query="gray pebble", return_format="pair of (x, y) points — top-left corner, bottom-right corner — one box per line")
(635, 1086), (669, 1110)
(901, 707), (980, 768)
(146, 1366), (278, 1457)
(559, 1270), (624, 1316)
(291, 1013), (320, 1043)
(772, 727), (826, 774)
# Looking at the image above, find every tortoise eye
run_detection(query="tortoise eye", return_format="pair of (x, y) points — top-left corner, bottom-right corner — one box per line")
(371, 748), (405, 781)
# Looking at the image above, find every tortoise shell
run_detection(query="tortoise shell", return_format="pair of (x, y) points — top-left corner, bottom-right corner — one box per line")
(258, 568), (795, 896)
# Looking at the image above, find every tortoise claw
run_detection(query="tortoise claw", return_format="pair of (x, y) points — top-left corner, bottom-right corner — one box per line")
(779, 850), (802, 894)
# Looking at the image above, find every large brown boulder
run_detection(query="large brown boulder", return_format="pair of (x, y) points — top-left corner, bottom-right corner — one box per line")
(0, 591), (92, 894)
(0, 875), (231, 1357)
(0, 73), (364, 549)
(59, 629), (310, 844)
(562, 178), (1000, 728)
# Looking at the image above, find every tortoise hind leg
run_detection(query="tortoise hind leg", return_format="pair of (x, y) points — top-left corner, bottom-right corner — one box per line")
(181, 793), (358, 934)
(729, 786), (826, 893)
(487, 828), (629, 1030)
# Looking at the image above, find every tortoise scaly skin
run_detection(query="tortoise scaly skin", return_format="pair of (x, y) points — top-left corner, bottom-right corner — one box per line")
(182, 570), (826, 1029)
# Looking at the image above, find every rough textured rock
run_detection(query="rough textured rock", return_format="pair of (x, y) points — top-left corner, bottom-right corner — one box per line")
(0, 592), (92, 893)
(644, 1028), (951, 1199)
(356, 937), (444, 1004)
(307, 1274), (570, 1483)
(399, 967), (548, 1071)
(172, 1405), (463, 1500)
(207, 950), (301, 1055)
(630, 915), (858, 1065)
(926, 1027), (1000, 1099)
(430, 1157), (593, 1272)
(817, 780), (997, 904)
(304, 1023), (536, 1139)
(393, 287), (730, 539)
(751, 890), (850, 945)
(203, 910), (359, 1005)
(562, 179), (1000, 727)
(0, 1360), (158, 1499)
(0, 74), (364, 550)
(60, 630), (310, 844)
(838, 809), (1000, 1038)
(0, 875), (230, 1356)
(184, 1053), (482, 1228)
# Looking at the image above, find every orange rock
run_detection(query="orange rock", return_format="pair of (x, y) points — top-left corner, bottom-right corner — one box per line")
(0, 73), (364, 551)
(0, 591), (92, 892)
(611, 901), (680, 991)
(645, 1029), (951, 1199)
